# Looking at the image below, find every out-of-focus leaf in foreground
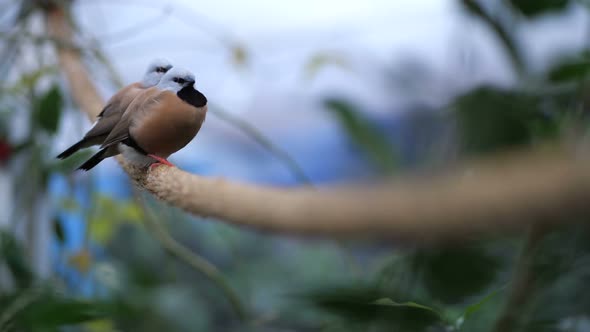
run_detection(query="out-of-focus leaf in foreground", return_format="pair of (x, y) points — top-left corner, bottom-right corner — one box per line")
(508, 0), (571, 17)
(35, 85), (63, 134)
(301, 284), (443, 331)
(325, 99), (396, 173)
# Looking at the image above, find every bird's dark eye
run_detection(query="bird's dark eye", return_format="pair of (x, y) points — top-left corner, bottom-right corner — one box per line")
(155, 66), (166, 73)
(172, 77), (187, 84)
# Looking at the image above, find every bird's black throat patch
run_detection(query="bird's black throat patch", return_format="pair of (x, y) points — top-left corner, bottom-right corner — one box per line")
(178, 86), (207, 108)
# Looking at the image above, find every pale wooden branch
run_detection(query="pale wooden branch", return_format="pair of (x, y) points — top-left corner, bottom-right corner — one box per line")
(45, 5), (590, 241)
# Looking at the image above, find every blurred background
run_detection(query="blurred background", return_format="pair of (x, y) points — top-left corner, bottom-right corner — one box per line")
(1, 0), (590, 331)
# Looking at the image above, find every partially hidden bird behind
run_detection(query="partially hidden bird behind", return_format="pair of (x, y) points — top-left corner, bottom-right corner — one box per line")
(75, 67), (208, 171)
(57, 58), (173, 160)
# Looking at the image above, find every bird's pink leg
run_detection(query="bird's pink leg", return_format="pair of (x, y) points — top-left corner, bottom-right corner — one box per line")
(148, 154), (175, 168)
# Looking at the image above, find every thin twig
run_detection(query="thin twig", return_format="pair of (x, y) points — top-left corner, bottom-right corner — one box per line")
(209, 104), (313, 185)
(492, 226), (546, 332)
(133, 190), (249, 321)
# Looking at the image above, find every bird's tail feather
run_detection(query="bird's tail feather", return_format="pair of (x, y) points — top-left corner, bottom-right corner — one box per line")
(57, 139), (87, 159)
(77, 148), (108, 171)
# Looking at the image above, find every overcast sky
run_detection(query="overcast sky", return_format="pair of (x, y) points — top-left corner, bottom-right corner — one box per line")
(73, 0), (588, 112)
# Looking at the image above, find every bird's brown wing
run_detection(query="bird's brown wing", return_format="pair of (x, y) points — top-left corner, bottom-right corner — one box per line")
(85, 83), (142, 139)
(100, 86), (161, 149)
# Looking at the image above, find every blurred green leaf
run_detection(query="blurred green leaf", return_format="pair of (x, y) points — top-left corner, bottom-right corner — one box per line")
(508, 0), (571, 17)
(52, 217), (65, 244)
(36, 85), (63, 134)
(325, 99), (396, 173)
(413, 246), (502, 305)
(461, 287), (505, 319)
(15, 296), (112, 329)
(454, 286), (506, 329)
(370, 298), (443, 318)
(84, 319), (117, 332)
(88, 196), (144, 244)
(520, 227), (590, 329)
(547, 59), (590, 82)
(0, 231), (33, 288)
(454, 86), (556, 154)
(302, 284), (442, 331)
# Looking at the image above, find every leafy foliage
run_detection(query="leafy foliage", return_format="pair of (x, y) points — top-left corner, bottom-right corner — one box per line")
(547, 54), (590, 82)
(12, 295), (112, 330)
(1, 0), (590, 331)
(303, 284), (443, 331)
(0, 231), (33, 289)
(413, 246), (503, 305)
(453, 86), (558, 154)
(35, 84), (63, 134)
(324, 99), (397, 173)
(508, 0), (571, 17)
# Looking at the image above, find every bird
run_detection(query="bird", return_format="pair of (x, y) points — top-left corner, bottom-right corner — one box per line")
(75, 67), (208, 171)
(56, 58), (173, 160)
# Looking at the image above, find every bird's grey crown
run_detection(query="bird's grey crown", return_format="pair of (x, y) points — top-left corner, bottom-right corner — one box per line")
(140, 58), (173, 87)
(157, 67), (196, 93)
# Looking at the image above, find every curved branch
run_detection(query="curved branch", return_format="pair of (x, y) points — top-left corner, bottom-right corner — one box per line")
(46, 5), (590, 241)
(493, 226), (545, 332)
(135, 191), (248, 321)
(208, 104), (313, 185)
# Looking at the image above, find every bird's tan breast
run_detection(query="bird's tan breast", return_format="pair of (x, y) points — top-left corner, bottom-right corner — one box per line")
(131, 91), (206, 158)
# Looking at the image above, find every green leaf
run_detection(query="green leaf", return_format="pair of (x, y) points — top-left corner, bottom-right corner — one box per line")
(0, 231), (33, 288)
(462, 286), (505, 319)
(547, 59), (590, 82)
(508, 0), (570, 17)
(15, 296), (112, 329)
(370, 298), (443, 318)
(36, 85), (63, 134)
(324, 99), (396, 173)
(455, 286), (507, 329)
(453, 86), (554, 155)
(413, 246), (502, 305)
(302, 284), (442, 331)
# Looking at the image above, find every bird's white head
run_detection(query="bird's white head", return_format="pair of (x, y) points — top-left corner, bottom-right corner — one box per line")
(157, 67), (196, 92)
(140, 58), (173, 87)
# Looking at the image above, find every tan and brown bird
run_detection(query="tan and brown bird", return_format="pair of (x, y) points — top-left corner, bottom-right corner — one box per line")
(56, 58), (173, 160)
(75, 67), (208, 171)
